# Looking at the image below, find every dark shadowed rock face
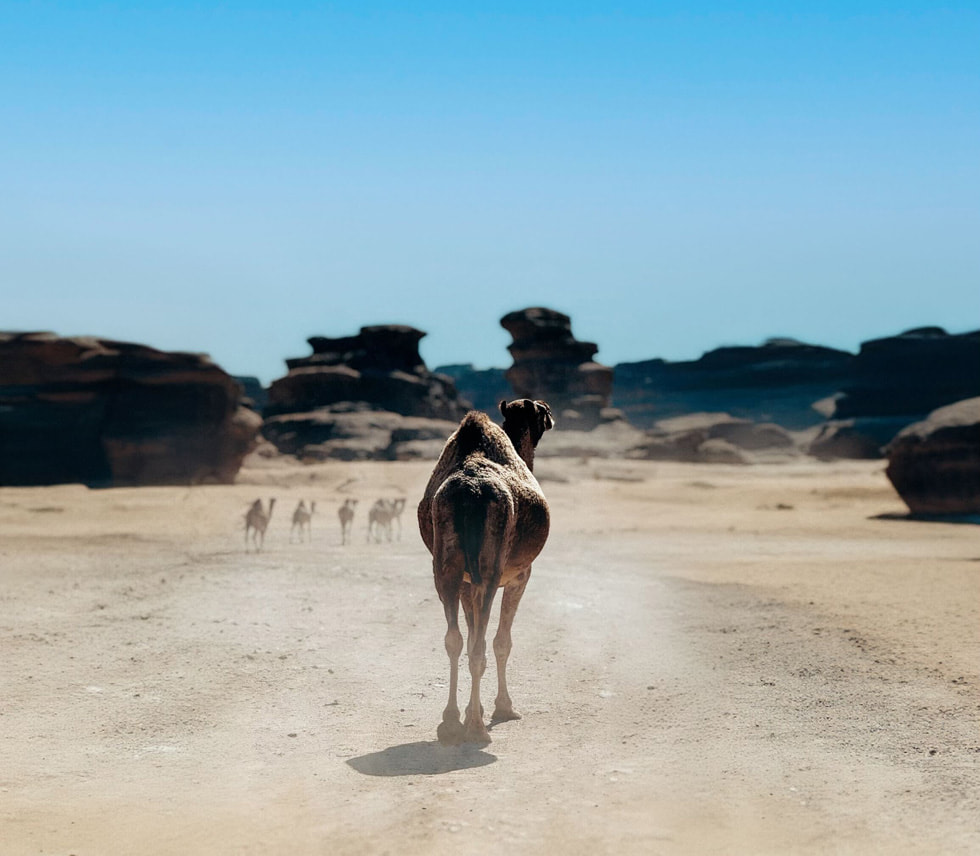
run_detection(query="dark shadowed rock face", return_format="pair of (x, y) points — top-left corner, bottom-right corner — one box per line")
(0, 332), (261, 486)
(807, 327), (980, 460)
(262, 325), (469, 460)
(434, 364), (511, 414)
(834, 327), (980, 420)
(613, 338), (853, 430)
(501, 307), (614, 430)
(885, 398), (980, 515)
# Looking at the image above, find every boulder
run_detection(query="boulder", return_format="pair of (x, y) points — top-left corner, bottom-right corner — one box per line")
(0, 332), (261, 486)
(884, 398), (980, 515)
(501, 307), (614, 430)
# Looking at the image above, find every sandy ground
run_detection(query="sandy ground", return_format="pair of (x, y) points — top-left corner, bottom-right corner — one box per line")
(1, 455), (978, 855)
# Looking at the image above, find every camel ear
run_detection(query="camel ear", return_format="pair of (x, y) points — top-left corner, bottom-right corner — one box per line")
(535, 400), (555, 431)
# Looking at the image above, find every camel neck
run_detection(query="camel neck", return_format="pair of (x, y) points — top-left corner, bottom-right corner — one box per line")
(506, 426), (536, 471)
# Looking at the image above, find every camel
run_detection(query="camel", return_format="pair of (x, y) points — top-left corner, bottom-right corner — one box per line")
(290, 500), (316, 542)
(338, 498), (358, 545)
(245, 498), (276, 552)
(367, 498), (405, 543)
(389, 497), (407, 540)
(418, 398), (554, 745)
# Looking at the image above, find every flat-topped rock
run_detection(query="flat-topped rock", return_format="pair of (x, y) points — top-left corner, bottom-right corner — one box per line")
(0, 332), (260, 486)
(262, 325), (469, 460)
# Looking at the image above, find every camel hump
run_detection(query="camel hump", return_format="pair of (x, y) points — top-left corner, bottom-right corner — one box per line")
(453, 412), (503, 459)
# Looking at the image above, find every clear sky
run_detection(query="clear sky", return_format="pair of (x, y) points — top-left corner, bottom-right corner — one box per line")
(3, 2), (978, 383)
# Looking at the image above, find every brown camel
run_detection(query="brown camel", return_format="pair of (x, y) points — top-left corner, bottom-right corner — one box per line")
(290, 500), (315, 542)
(245, 498), (276, 552)
(338, 498), (358, 545)
(418, 398), (554, 745)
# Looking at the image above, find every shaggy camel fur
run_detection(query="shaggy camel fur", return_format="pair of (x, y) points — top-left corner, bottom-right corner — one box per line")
(418, 398), (554, 745)
(290, 500), (315, 543)
(245, 498), (276, 552)
(338, 498), (358, 545)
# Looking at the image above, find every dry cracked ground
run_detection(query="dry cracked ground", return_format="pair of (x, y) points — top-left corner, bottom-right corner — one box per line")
(1, 457), (978, 854)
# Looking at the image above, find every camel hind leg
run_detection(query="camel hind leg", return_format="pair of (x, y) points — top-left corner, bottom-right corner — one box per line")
(492, 568), (530, 723)
(460, 581), (497, 745)
(433, 532), (465, 746)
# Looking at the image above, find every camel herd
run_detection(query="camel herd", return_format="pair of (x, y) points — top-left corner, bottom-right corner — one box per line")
(242, 495), (406, 551)
(243, 398), (555, 747)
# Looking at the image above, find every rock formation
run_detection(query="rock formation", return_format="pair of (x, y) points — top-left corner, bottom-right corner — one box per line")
(262, 325), (467, 460)
(626, 413), (797, 464)
(884, 397), (980, 515)
(810, 327), (980, 459)
(501, 307), (615, 430)
(0, 332), (261, 486)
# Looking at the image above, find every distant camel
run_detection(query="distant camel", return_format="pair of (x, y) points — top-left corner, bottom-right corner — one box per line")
(338, 498), (358, 545)
(418, 399), (554, 745)
(367, 499), (394, 543)
(291, 500), (316, 542)
(245, 498), (276, 552)
(389, 497), (407, 540)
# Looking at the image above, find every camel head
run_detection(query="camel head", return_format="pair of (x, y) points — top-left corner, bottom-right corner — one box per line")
(499, 399), (555, 452)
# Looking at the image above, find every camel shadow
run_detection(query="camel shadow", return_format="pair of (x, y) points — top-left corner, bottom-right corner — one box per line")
(347, 741), (496, 777)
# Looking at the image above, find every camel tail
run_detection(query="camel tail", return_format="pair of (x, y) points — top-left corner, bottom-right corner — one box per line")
(453, 502), (486, 587)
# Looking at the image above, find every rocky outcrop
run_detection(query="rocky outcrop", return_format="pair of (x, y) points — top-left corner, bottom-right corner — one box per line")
(613, 338), (853, 430)
(833, 328), (980, 420)
(501, 307), (615, 430)
(262, 325), (468, 460)
(626, 413), (798, 464)
(884, 398), (980, 515)
(0, 332), (261, 486)
(807, 327), (980, 459)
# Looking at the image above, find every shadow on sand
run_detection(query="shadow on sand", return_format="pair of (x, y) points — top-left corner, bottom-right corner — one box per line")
(871, 511), (980, 525)
(347, 741), (497, 777)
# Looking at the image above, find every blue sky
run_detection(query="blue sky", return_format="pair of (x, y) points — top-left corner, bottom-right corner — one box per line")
(3, 2), (978, 383)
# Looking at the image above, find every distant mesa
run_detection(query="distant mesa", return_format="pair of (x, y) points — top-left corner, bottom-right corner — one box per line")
(434, 364), (510, 415)
(613, 337), (853, 431)
(0, 332), (261, 487)
(885, 397), (980, 516)
(261, 324), (468, 461)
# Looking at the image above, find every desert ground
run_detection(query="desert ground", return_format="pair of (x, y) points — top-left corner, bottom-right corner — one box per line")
(1, 454), (978, 855)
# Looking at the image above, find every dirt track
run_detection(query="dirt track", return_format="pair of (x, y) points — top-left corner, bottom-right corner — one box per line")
(2, 458), (978, 854)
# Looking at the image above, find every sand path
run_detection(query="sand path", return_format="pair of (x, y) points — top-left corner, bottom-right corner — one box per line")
(1, 459), (977, 854)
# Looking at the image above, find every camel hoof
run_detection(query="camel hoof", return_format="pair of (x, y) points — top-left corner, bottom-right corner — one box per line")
(491, 707), (522, 723)
(463, 724), (492, 746)
(437, 719), (465, 746)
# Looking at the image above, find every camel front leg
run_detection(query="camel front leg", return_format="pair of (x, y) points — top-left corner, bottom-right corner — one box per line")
(492, 568), (530, 723)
